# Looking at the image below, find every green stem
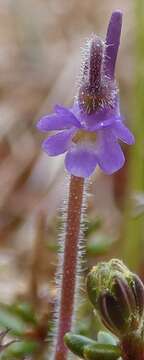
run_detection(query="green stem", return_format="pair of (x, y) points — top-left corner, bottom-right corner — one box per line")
(121, 0), (144, 270)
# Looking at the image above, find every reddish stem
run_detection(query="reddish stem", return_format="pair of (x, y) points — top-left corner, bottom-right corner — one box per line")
(121, 333), (144, 360)
(54, 175), (84, 360)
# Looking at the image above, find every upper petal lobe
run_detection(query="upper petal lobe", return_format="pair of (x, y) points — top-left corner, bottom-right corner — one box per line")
(37, 105), (81, 132)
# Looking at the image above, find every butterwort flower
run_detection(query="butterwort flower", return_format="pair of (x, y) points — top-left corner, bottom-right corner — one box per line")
(37, 11), (134, 178)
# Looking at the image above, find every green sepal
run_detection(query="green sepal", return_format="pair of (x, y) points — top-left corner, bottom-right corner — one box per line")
(64, 332), (97, 358)
(84, 343), (121, 360)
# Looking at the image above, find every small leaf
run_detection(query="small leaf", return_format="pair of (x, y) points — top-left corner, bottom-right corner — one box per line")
(0, 340), (38, 359)
(0, 306), (28, 336)
(84, 343), (121, 360)
(64, 333), (97, 358)
(87, 234), (113, 256)
(76, 320), (91, 337)
(10, 302), (37, 325)
(85, 219), (102, 238)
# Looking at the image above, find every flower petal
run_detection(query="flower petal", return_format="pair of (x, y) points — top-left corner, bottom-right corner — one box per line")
(97, 129), (125, 174)
(37, 114), (68, 132)
(37, 106), (81, 132)
(112, 121), (135, 144)
(42, 129), (75, 156)
(105, 11), (122, 79)
(65, 144), (98, 178)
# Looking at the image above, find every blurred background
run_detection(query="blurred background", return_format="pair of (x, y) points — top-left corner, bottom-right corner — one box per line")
(0, 0), (143, 358)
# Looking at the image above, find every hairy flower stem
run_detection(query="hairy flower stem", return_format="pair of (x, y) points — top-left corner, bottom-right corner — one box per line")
(121, 333), (144, 360)
(54, 175), (84, 360)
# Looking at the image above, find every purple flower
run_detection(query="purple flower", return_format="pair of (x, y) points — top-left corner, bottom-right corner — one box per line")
(37, 11), (134, 178)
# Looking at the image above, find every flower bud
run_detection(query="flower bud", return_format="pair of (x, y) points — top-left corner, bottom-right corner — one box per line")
(78, 35), (118, 115)
(64, 332), (121, 360)
(84, 343), (121, 360)
(87, 259), (144, 337)
(64, 333), (96, 358)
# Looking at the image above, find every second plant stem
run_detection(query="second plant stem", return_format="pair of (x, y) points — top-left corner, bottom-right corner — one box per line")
(54, 175), (84, 360)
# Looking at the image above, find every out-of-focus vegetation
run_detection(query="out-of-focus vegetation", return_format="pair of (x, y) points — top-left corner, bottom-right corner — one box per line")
(0, 0), (143, 358)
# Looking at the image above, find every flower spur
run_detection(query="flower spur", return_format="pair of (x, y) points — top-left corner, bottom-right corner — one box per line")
(37, 11), (134, 178)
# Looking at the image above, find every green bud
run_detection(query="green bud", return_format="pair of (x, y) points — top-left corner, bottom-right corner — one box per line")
(84, 343), (121, 360)
(64, 333), (97, 358)
(87, 259), (144, 337)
